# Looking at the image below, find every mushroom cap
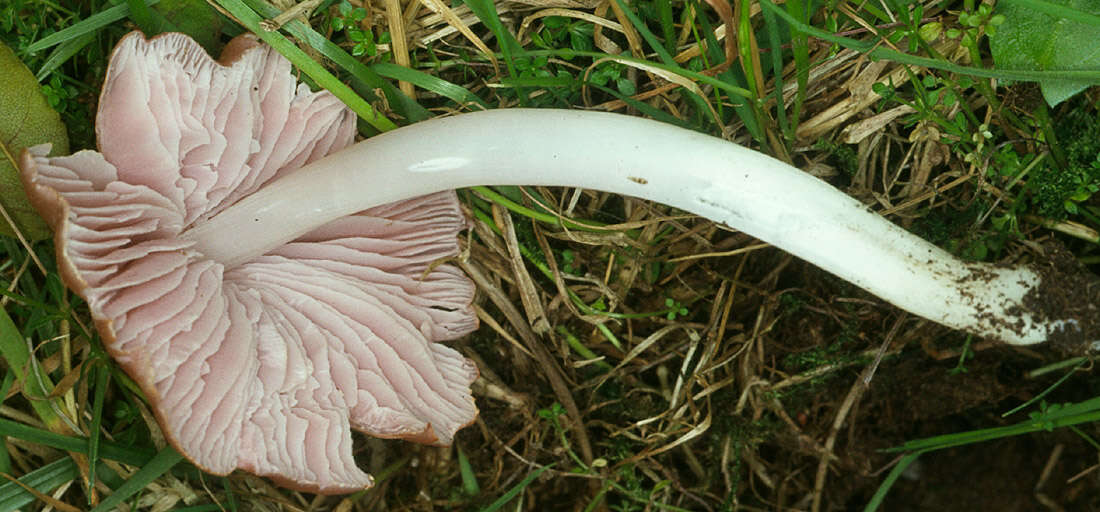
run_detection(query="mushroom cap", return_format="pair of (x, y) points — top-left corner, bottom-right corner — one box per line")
(19, 32), (479, 494)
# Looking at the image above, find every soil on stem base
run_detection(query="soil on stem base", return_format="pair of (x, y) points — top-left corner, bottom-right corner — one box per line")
(1024, 244), (1100, 353)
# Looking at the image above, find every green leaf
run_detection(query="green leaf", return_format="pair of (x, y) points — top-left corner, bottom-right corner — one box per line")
(759, 0), (1100, 83)
(478, 465), (552, 512)
(0, 418), (153, 467)
(210, 0), (397, 132)
(127, 0), (158, 34)
(0, 305), (65, 431)
(156, 0), (224, 55)
(34, 31), (96, 82)
(0, 458), (78, 512)
(0, 40), (69, 241)
(26, 0), (163, 54)
(463, 0), (525, 102)
(238, 0), (439, 121)
(126, 0), (223, 55)
(89, 447), (184, 512)
(456, 444), (480, 496)
(991, 0), (1100, 106)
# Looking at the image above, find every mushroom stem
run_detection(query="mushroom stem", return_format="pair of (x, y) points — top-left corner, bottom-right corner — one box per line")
(182, 109), (1091, 347)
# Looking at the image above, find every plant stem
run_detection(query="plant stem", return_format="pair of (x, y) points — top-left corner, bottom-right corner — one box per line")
(182, 109), (1089, 346)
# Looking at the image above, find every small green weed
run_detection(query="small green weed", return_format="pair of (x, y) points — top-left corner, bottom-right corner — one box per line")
(663, 298), (688, 320)
(813, 138), (858, 176)
(532, 16), (595, 53)
(782, 341), (847, 373)
(2, 0), (108, 149)
(330, 1), (381, 58)
(949, 2), (1005, 62)
(1027, 99), (1100, 218)
(537, 402), (588, 469)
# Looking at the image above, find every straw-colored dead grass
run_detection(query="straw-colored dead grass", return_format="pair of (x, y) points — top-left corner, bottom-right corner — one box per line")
(3, 0), (1098, 509)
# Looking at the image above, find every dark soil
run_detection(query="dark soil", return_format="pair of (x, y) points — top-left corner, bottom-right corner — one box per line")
(738, 254), (1100, 512)
(883, 435), (1098, 512)
(860, 355), (1100, 511)
(1026, 245), (1100, 353)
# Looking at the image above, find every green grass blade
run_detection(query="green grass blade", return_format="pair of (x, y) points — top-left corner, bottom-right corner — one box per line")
(463, 0), (525, 102)
(498, 74), (575, 88)
(527, 48), (752, 99)
(0, 418), (153, 466)
(736, 0), (761, 96)
(612, 0), (717, 121)
(876, 0), (905, 24)
(556, 326), (613, 370)
(470, 186), (609, 232)
(220, 477), (240, 511)
(655, 0), (676, 54)
(1002, 359), (1087, 417)
(462, 0), (524, 62)
(89, 447), (185, 512)
(613, 0), (677, 64)
(585, 83), (692, 127)
(0, 458), (78, 512)
(0, 372), (13, 475)
(787, 0), (809, 127)
(456, 444), (480, 496)
(478, 465), (551, 512)
(1037, 396), (1100, 420)
(25, 0), (162, 54)
(0, 286), (53, 313)
(761, 5), (788, 136)
(238, 0), (445, 121)
(868, 396), (1100, 510)
(373, 63), (489, 109)
(0, 305), (63, 430)
(863, 452), (923, 512)
(889, 408), (1100, 453)
(695, 10), (762, 138)
(34, 31), (95, 81)
(85, 360), (110, 498)
(210, 0), (397, 132)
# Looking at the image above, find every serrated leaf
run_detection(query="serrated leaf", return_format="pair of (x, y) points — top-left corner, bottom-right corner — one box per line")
(0, 40), (69, 241)
(991, 0), (1100, 106)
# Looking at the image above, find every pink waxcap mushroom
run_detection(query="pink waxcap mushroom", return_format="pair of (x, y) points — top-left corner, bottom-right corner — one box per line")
(18, 31), (479, 494)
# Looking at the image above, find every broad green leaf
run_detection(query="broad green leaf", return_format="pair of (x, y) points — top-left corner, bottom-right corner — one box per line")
(124, 0), (224, 54)
(0, 40), (69, 241)
(155, 0), (224, 54)
(125, 0), (222, 54)
(991, 0), (1100, 106)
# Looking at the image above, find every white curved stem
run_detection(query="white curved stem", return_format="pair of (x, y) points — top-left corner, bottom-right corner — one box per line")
(182, 109), (1060, 345)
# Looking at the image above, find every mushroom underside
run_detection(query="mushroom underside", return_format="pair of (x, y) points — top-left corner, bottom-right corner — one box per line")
(18, 31), (481, 494)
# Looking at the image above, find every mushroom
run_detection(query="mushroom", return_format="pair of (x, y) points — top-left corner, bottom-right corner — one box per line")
(18, 31), (1098, 493)
(20, 32), (478, 494)
(185, 114), (1098, 350)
